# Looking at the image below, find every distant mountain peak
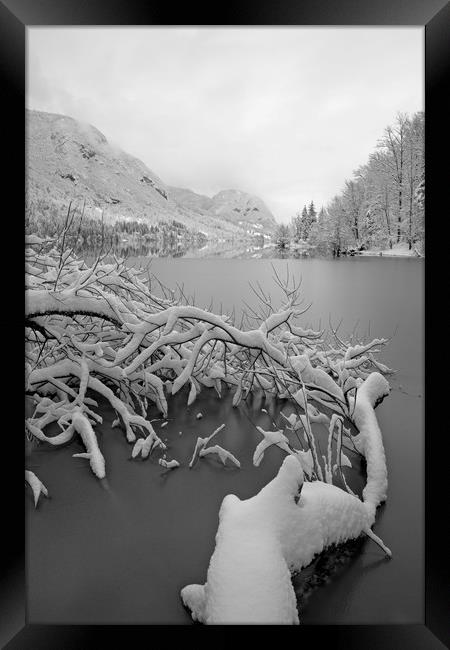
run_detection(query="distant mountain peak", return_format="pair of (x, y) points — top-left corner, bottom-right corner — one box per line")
(209, 189), (276, 230)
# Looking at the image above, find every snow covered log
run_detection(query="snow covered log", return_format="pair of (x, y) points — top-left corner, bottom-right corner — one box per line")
(351, 371), (390, 523)
(181, 372), (391, 624)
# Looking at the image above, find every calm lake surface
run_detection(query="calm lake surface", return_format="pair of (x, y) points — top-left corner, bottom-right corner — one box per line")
(27, 256), (424, 624)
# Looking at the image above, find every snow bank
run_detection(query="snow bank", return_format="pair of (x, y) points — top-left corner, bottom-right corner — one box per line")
(358, 242), (423, 258)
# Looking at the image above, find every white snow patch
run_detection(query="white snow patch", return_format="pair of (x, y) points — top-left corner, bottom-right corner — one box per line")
(159, 458), (180, 470)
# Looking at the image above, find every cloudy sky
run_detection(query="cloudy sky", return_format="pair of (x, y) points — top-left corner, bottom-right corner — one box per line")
(27, 27), (423, 223)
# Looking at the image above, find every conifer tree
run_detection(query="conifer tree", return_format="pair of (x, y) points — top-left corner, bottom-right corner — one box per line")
(308, 201), (317, 224)
(300, 205), (309, 240)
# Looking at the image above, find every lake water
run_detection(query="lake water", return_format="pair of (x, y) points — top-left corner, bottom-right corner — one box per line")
(26, 256), (424, 624)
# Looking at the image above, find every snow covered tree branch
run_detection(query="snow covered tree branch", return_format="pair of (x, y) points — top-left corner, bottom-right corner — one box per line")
(26, 235), (393, 486)
(26, 234), (395, 623)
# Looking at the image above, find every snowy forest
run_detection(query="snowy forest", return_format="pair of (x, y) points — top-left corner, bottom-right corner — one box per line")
(26, 200), (207, 256)
(275, 112), (424, 256)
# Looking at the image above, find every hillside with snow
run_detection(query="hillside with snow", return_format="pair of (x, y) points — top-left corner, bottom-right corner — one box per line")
(26, 109), (277, 239)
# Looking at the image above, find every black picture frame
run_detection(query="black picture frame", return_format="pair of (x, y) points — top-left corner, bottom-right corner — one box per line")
(2, 0), (448, 647)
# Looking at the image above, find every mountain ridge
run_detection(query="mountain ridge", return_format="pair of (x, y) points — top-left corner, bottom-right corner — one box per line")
(26, 109), (277, 238)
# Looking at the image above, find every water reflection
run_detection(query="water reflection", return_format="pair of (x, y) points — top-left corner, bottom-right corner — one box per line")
(75, 239), (329, 260)
(77, 240), (198, 259)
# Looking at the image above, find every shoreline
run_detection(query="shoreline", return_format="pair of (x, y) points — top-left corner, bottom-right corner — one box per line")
(358, 249), (423, 258)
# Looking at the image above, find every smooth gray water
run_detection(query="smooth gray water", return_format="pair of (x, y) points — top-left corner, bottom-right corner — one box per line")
(26, 257), (424, 624)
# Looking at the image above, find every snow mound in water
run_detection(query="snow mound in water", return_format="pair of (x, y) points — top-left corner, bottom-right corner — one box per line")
(182, 372), (391, 624)
(182, 455), (373, 624)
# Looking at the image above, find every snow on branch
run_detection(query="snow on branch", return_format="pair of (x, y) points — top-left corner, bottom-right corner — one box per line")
(25, 470), (49, 507)
(25, 238), (393, 516)
(71, 409), (106, 479)
(199, 445), (241, 468)
(253, 427), (292, 467)
(159, 458), (180, 470)
(25, 232), (396, 625)
(188, 424), (240, 469)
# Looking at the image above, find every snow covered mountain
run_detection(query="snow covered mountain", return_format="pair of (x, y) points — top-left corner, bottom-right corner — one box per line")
(26, 109), (276, 238)
(168, 186), (277, 233)
(209, 189), (276, 232)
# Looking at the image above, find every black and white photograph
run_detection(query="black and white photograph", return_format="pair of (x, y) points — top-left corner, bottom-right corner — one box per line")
(24, 24), (427, 627)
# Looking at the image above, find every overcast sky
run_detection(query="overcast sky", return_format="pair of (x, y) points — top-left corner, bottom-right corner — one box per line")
(27, 27), (423, 223)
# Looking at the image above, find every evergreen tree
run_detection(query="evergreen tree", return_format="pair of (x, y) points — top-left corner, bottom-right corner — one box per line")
(300, 205), (309, 239)
(308, 201), (317, 224)
(290, 211), (303, 243)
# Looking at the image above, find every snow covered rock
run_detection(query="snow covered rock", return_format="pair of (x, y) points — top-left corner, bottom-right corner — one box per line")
(181, 454), (390, 624)
(181, 372), (392, 624)
(181, 455), (378, 624)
